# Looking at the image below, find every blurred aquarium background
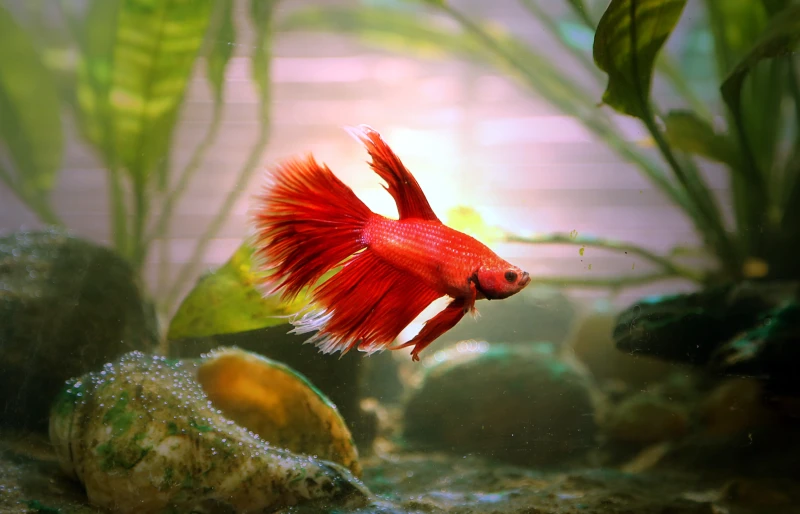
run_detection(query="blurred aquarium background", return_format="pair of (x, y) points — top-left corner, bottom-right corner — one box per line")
(2, 0), (800, 512)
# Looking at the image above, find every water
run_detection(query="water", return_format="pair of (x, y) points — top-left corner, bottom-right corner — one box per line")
(1, 0), (798, 512)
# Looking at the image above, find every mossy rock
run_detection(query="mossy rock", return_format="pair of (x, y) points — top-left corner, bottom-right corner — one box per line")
(568, 299), (676, 388)
(49, 349), (367, 513)
(613, 281), (800, 394)
(403, 342), (597, 466)
(0, 228), (157, 430)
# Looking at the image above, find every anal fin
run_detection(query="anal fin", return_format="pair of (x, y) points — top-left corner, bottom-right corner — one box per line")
(295, 248), (443, 356)
(394, 283), (476, 361)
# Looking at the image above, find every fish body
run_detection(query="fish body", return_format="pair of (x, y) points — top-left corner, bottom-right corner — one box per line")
(364, 217), (516, 300)
(252, 125), (530, 361)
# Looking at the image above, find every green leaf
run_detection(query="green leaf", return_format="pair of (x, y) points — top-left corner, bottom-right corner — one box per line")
(593, 0), (688, 119)
(206, 0), (235, 102)
(167, 242), (320, 340)
(75, 0), (214, 182)
(0, 5), (63, 205)
(663, 110), (735, 165)
(720, 5), (800, 131)
(761, 0), (791, 18)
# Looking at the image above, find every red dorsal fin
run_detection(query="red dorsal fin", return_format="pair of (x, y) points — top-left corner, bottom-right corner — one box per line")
(345, 125), (440, 222)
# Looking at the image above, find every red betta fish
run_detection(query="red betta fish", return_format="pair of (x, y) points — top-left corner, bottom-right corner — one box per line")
(251, 125), (531, 361)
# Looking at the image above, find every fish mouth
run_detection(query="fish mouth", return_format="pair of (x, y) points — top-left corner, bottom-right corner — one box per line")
(520, 271), (531, 288)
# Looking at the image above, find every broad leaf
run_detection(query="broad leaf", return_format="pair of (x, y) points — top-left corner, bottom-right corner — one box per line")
(167, 242), (320, 340)
(761, 0), (791, 16)
(719, 4), (799, 246)
(75, 0), (213, 182)
(593, 0), (688, 119)
(663, 111), (735, 165)
(720, 5), (800, 129)
(0, 5), (63, 204)
(206, 0), (236, 102)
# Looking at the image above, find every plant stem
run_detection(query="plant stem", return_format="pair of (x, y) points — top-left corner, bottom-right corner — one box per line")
(163, 124), (271, 312)
(531, 272), (683, 289)
(438, 3), (693, 219)
(30, 197), (63, 226)
(518, 0), (604, 82)
(107, 166), (128, 258)
(146, 100), (225, 247)
(642, 110), (740, 277)
(131, 177), (149, 270)
(506, 233), (706, 283)
(789, 57), (800, 131)
(0, 165), (64, 226)
(567, 0), (595, 28)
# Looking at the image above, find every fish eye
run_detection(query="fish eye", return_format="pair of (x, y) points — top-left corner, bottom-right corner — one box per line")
(504, 270), (517, 283)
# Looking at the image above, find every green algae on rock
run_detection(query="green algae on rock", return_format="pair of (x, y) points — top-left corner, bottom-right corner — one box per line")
(49, 350), (369, 514)
(613, 281), (800, 395)
(0, 228), (157, 430)
(403, 342), (596, 466)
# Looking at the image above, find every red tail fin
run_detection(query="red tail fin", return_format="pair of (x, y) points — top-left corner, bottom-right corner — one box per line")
(251, 155), (373, 300)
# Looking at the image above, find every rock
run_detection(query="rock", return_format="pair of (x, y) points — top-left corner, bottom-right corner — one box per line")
(722, 478), (792, 507)
(567, 300), (676, 387)
(195, 347), (361, 475)
(699, 378), (772, 437)
(403, 342), (596, 466)
(48, 349), (369, 514)
(603, 392), (690, 444)
(709, 300), (800, 394)
(613, 281), (800, 395)
(0, 228), (157, 430)
(1, 431), (105, 514)
(169, 324), (369, 443)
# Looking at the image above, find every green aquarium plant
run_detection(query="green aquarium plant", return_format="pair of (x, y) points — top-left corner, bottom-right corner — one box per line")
(279, 0), (800, 290)
(275, 0), (800, 390)
(0, 0), (279, 317)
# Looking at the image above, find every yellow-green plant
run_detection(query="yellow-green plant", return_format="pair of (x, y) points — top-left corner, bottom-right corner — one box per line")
(0, 0), (279, 316)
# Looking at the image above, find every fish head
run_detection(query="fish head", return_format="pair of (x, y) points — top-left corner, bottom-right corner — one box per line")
(472, 264), (531, 300)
